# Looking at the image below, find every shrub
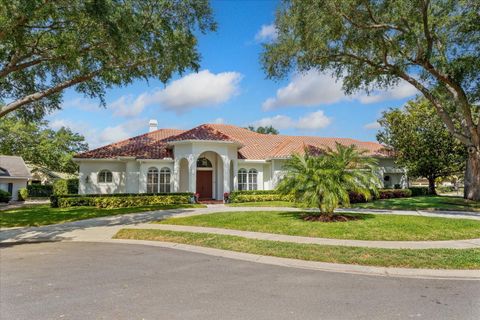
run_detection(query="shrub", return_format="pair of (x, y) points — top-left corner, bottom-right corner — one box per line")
(437, 186), (455, 193)
(0, 189), (11, 203)
(53, 179), (79, 195)
(378, 189), (412, 199)
(229, 190), (294, 203)
(50, 192), (193, 208)
(27, 184), (53, 197)
(409, 187), (429, 197)
(348, 191), (370, 203)
(18, 188), (29, 201)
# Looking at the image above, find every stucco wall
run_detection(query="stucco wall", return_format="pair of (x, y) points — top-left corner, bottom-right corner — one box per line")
(0, 178), (28, 201)
(78, 161), (126, 194)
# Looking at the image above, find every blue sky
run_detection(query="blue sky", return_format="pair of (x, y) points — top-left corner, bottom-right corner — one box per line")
(48, 0), (418, 148)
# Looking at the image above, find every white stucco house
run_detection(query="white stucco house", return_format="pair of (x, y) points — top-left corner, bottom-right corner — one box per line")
(74, 122), (407, 200)
(0, 155), (31, 201)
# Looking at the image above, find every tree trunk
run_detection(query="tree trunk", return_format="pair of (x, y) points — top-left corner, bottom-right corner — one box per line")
(427, 176), (436, 195)
(464, 150), (480, 201)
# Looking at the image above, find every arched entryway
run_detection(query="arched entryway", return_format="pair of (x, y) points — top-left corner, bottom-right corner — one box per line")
(196, 151), (223, 200)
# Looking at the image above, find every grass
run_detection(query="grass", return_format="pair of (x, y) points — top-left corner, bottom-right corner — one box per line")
(353, 196), (480, 212)
(0, 204), (205, 228)
(157, 210), (480, 241)
(114, 229), (480, 269)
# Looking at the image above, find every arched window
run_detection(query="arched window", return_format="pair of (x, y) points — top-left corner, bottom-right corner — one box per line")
(159, 167), (171, 193)
(248, 169), (258, 190)
(98, 170), (113, 183)
(147, 167), (159, 193)
(197, 157), (212, 168)
(238, 168), (247, 190)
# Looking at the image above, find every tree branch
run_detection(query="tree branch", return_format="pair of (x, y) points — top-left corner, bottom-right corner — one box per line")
(0, 71), (99, 118)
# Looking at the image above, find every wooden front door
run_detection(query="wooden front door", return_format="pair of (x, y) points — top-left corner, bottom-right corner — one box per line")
(196, 171), (213, 199)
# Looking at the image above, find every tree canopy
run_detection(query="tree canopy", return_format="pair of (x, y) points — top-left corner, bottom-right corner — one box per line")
(0, 0), (215, 121)
(377, 98), (466, 194)
(0, 117), (88, 173)
(262, 0), (480, 200)
(246, 125), (279, 135)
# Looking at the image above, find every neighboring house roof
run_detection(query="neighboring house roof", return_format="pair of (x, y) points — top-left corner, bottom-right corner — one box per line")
(26, 163), (77, 180)
(0, 156), (32, 179)
(75, 124), (390, 160)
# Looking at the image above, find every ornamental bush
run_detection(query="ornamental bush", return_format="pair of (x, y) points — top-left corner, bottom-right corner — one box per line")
(53, 179), (79, 195)
(18, 188), (29, 201)
(409, 187), (430, 197)
(0, 189), (11, 203)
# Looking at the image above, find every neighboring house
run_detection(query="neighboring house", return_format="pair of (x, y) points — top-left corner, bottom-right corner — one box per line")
(26, 163), (77, 185)
(0, 155), (31, 201)
(74, 122), (407, 200)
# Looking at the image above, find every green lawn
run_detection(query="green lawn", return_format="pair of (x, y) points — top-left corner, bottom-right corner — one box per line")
(0, 204), (205, 228)
(114, 229), (480, 269)
(157, 210), (480, 241)
(353, 196), (480, 212)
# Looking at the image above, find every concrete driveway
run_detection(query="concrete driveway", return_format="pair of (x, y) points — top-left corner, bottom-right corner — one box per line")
(1, 241), (479, 320)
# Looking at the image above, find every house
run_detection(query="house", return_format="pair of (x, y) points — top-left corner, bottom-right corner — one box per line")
(26, 163), (77, 185)
(74, 122), (407, 200)
(0, 155), (31, 201)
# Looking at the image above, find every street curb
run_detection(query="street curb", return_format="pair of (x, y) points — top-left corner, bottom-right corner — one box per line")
(95, 238), (480, 281)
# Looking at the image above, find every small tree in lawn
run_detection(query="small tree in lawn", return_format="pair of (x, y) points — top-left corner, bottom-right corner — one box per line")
(277, 143), (380, 222)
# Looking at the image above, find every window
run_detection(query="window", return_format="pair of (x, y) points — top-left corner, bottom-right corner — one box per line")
(147, 167), (159, 193)
(159, 167), (171, 193)
(197, 157), (212, 168)
(238, 169), (247, 191)
(248, 169), (258, 190)
(98, 170), (113, 183)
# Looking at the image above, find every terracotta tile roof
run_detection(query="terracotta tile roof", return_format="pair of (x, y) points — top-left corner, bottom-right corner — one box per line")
(75, 129), (184, 159)
(165, 124), (239, 143)
(75, 123), (389, 160)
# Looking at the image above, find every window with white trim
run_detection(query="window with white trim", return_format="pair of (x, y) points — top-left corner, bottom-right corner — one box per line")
(238, 168), (247, 191)
(147, 167), (159, 193)
(98, 170), (113, 183)
(159, 167), (171, 193)
(248, 169), (258, 190)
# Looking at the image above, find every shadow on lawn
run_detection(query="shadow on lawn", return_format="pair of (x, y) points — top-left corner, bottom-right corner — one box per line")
(0, 207), (196, 244)
(278, 211), (375, 221)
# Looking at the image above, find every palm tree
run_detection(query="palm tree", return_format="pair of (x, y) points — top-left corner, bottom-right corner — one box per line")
(277, 143), (380, 220)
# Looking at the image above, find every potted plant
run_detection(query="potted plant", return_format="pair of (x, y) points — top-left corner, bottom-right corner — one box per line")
(223, 192), (230, 203)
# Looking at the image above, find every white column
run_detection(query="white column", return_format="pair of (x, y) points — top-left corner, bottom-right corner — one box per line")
(173, 159), (180, 192)
(188, 154), (197, 193)
(223, 156), (230, 194)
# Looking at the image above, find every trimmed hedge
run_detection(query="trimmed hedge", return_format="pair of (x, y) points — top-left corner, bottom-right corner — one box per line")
(53, 179), (79, 195)
(228, 190), (294, 203)
(378, 188), (412, 199)
(409, 187), (430, 197)
(27, 184), (53, 197)
(0, 189), (11, 203)
(50, 192), (193, 208)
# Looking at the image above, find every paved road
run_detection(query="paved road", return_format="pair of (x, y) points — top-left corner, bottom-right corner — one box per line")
(1, 242), (479, 320)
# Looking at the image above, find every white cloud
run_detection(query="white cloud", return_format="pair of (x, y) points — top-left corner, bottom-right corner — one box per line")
(49, 118), (146, 148)
(364, 121), (381, 130)
(252, 110), (331, 131)
(255, 24), (278, 42)
(110, 70), (242, 116)
(262, 70), (346, 110)
(262, 70), (418, 110)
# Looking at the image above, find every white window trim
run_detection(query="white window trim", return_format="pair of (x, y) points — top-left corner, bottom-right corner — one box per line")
(98, 170), (113, 184)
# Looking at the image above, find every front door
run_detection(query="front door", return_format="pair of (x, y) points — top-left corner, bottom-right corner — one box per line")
(196, 171), (213, 199)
